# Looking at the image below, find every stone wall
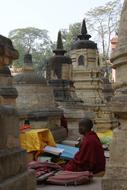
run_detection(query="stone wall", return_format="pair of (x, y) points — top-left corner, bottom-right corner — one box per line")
(16, 85), (56, 111)
(0, 35), (36, 190)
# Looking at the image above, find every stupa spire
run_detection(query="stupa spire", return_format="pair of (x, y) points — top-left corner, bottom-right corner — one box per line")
(24, 52), (33, 66)
(53, 31), (66, 55)
(56, 31), (64, 49)
(78, 19), (91, 40)
(81, 19), (87, 35)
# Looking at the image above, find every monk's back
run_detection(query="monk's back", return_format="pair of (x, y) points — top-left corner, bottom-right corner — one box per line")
(84, 131), (105, 173)
(64, 131), (105, 173)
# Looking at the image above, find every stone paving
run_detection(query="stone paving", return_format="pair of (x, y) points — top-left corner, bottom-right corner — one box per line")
(37, 178), (102, 190)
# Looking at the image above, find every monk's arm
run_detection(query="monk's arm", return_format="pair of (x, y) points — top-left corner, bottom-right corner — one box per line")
(64, 140), (96, 171)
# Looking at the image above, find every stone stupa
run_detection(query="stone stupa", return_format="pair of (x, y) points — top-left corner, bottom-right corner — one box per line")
(0, 35), (35, 189)
(14, 52), (67, 142)
(70, 19), (117, 132)
(47, 31), (87, 139)
(102, 0), (127, 189)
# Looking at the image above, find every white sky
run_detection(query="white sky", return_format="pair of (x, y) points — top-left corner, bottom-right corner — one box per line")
(0, 0), (124, 41)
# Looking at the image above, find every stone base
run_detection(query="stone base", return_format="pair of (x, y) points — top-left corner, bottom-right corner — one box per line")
(0, 148), (36, 190)
(0, 148), (27, 181)
(102, 128), (127, 190)
(102, 177), (127, 190)
(63, 106), (94, 139)
(0, 170), (36, 190)
(96, 119), (118, 132)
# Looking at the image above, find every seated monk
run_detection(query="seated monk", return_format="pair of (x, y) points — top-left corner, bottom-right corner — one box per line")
(64, 118), (105, 174)
(20, 119), (32, 132)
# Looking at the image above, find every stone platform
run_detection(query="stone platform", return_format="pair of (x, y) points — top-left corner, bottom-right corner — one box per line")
(37, 178), (102, 190)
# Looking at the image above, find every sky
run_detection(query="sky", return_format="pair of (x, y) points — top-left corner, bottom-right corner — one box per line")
(0, 0), (124, 41)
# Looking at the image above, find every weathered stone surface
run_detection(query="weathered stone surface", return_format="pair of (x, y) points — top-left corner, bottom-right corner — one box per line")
(0, 35), (35, 190)
(0, 148), (27, 182)
(102, 178), (127, 190)
(0, 107), (19, 149)
(38, 178), (102, 190)
(47, 31), (86, 139)
(13, 53), (66, 142)
(15, 85), (56, 111)
(102, 1), (127, 189)
(0, 171), (35, 190)
(47, 31), (72, 81)
(0, 35), (19, 60)
(70, 20), (117, 132)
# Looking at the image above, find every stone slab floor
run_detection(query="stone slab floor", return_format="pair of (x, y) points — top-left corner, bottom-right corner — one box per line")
(37, 178), (102, 190)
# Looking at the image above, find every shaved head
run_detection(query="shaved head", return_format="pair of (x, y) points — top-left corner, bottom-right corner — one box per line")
(79, 118), (93, 135)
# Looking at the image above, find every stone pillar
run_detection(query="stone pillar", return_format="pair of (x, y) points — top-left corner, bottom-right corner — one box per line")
(102, 1), (127, 189)
(0, 35), (36, 190)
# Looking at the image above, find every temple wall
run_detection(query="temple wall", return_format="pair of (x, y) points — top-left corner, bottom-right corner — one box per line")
(70, 46), (117, 133)
(71, 49), (98, 69)
(62, 64), (72, 80)
(115, 62), (127, 83)
(16, 85), (55, 111)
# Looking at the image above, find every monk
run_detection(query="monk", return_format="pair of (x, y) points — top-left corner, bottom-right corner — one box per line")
(64, 118), (105, 174)
(20, 119), (32, 132)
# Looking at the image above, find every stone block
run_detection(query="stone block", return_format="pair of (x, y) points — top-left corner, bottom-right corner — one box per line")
(16, 85), (55, 111)
(0, 35), (35, 190)
(0, 171), (36, 190)
(0, 148), (27, 182)
(102, 178), (127, 190)
(0, 106), (19, 149)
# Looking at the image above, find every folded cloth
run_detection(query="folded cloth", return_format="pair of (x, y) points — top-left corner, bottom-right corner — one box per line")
(28, 161), (62, 180)
(47, 170), (93, 186)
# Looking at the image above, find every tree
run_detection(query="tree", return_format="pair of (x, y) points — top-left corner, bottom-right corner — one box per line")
(8, 27), (53, 68)
(61, 22), (81, 51)
(85, 0), (122, 62)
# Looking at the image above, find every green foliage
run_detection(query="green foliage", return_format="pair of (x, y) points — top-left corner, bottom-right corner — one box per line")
(8, 27), (53, 68)
(85, 0), (122, 60)
(60, 0), (122, 58)
(61, 22), (81, 51)
(8, 0), (122, 73)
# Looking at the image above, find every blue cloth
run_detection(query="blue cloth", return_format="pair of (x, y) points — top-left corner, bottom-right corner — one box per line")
(57, 144), (79, 160)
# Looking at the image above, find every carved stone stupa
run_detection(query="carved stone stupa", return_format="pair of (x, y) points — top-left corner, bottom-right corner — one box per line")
(47, 31), (73, 101)
(14, 53), (66, 142)
(0, 36), (35, 189)
(70, 19), (102, 104)
(102, 1), (127, 189)
(47, 31), (86, 139)
(70, 20), (117, 132)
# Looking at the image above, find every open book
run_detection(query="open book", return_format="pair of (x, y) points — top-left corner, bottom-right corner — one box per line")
(43, 146), (64, 156)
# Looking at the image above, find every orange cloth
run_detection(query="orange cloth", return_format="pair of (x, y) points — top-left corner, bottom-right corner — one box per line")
(20, 124), (32, 131)
(20, 128), (56, 153)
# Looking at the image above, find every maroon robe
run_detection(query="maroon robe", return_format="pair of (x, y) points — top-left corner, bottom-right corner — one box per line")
(64, 131), (105, 174)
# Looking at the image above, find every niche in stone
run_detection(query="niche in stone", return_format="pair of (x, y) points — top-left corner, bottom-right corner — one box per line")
(78, 55), (85, 66)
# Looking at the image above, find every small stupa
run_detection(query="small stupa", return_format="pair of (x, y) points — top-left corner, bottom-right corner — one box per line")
(14, 52), (67, 142)
(47, 31), (88, 139)
(47, 31), (73, 100)
(70, 19), (117, 132)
